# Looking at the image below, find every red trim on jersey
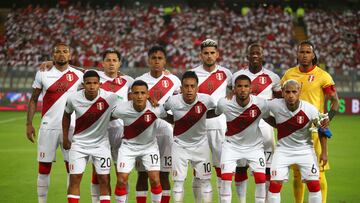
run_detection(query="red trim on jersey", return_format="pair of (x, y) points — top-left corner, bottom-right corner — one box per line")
(322, 85), (336, 95)
(198, 69), (227, 95)
(299, 65), (316, 73)
(225, 104), (261, 136)
(123, 110), (157, 139)
(149, 76), (174, 101)
(42, 71), (79, 117)
(101, 77), (127, 93)
(173, 101), (207, 136)
(276, 110), (310, 140)
(74, 97), (109, 135)
(251, 74), (273, 96)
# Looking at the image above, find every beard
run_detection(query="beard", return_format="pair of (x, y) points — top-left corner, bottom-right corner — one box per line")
(55, 60), (69, 66)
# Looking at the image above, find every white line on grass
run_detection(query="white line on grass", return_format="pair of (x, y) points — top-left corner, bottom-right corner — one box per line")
(0, 116), (26, 124)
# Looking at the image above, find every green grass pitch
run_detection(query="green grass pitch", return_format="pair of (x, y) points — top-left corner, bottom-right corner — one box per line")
(0, 111), (359, 202)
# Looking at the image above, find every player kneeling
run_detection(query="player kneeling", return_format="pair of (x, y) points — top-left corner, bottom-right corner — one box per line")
(111, 80), (169, 203)
(266, 80), (329, 203)
(63, 70), (120, 203)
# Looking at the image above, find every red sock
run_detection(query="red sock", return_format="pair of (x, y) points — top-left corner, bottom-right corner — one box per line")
(68, 197), (79, 203)
(136, 196), (147, 203)
(161, 195), (170, 203)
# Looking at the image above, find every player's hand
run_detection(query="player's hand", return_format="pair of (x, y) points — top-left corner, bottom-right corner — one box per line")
(148, 97), (159, 107)
(319, 118), (329, 128)
(39, 61), (53, 71)
(26, 124), (36, 143)
(319, 152), (328, 168)
(63, 140), (71, 150)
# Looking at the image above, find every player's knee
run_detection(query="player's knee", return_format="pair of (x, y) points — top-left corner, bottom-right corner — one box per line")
(116, 175), (128, 187)
(221, 173), (233, 181)
(269, 181), (283, 193)
(38, 162), (52, 174)
(215, 167), (222, 178)
(115, 185), (128, 196)
(306, 180), (321, 192)
(97, 174), (110, 185)
(69, 174), (82, 186)
(253, 172), (266, 184)
(148, 173), (161, 187)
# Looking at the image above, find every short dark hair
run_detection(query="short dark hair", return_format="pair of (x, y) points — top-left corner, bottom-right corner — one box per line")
(102, 49), (121, 61)
(297, 40), (317, 65)
(131, 80), (148, 90)
(148, 45), (167, 58)
(200, 39), (218, 50)
(247, 42), (263, 54)
(181, 71), (198, 84)
(83, 70), (100, 81)
(234, 74), (251, 85)
(53, 42), (70, 53)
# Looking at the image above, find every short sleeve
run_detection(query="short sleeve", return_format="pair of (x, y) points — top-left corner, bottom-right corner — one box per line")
(111, 101), (124, 119)
(206, 95), (216, 110)
(261, 99), (271, 118)
(271, 73), (282, 92)
(156, 105), (168, 118)
(64, 96), (74, 114)
(225, 69), (233, 87)
(32, 71), (43, 89)
(216, 98), (226, 115)
(163, 97), (173, 111)
(172, 76), (182, 95)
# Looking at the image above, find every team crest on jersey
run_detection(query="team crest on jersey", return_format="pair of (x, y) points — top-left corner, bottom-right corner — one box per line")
(249, 109), (257, 117)
(195, 105), (202, 114)
(97, 102), (104, 110)
(66, 73), (74, 82)
(144, 114), (152, 122)
(216, 72), (223, 80)
(308, 75), (315, 82)
(115, 78), (122, 85)
(162, 80), (169, 88)
(259, 76), (267, 84)
(297, 115), (305, 124)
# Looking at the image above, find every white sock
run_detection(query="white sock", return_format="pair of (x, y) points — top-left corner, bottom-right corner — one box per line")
(67, 194), (80, 201)
(217, 177), (222, 203)
(37, 174), (50, 203)
(136, 191), (147, 201)
(308, 191), (322, 203)
(91, 183), (100, 203)
(100, 195), (111, 202)
(200, 179), (213, 203)
(235, 179), (247, 203)
(151, 191), (162, 203)
(220, 180), (232, 203)
(255, 183), (266, 203)
(267, 191), (280, 203)
(115, 194), (127, 203)
(173, 180), (184, 202)
(192, 178), (202, 203)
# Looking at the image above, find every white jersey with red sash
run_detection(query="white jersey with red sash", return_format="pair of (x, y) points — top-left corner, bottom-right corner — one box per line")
(65, 89), (119, 148)
(216, 95), (270, 150)
(111, 101), (167, 146)
(191, 64), (232, 129)
(232, 68), (281, 99)
(164, 93), (216, 146)
(135, 72), (181, 104)
(32, 66), (83, 129)
(268, 99), (320, 151)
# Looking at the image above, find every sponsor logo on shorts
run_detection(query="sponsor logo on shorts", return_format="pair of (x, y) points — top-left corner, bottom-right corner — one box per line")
(97, 102), (104, 111)
(70, 164), (74, 171)
(216, 72), (223, 80)
(66, 73), (74, 82)
(39, 152), (45, 159)
(271, 170), (277, 176)
(297, 115), (305, 124)
(119, 162), (125, 168)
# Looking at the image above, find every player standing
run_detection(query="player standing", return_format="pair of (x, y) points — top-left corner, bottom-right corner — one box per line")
(281, 41), (339, 203)
(163, 71), (216, 203)
(232, 43), (282, 202)
(191, 39), (232, 201)
(135, 45), (181, 203)
(26, 43), (83, 203)
(63, 70), (119, 203)
(267, 79), (329, 203)
(112, 80), (168, 203)
(216, 75), (269, 203)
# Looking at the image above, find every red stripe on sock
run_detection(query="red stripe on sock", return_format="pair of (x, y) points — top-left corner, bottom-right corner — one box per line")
(100, 200), (110, 203)
(215, 167), (222, 178)
(39, 162), (52, 174)
(68, 198), (79, 203)
(115, 186), (128, 196)
(221, 173), (233, 181)
(269, 181), (282, 193)
(136, 196), (147, 203)
(253, 172), (266, 184)
(151, 185), (162, 195)
(161, 195), (170, 203)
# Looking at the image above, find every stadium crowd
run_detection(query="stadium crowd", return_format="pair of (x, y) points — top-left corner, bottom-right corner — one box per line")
(1, 5), (359, 73)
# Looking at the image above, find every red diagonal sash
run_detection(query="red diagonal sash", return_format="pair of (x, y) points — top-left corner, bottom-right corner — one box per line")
(174, 101), (207, 136)
(42, 71), (79, 117)
(198, 70), (227, 95)
(149, 76), (174, 101)
(251, 74), (272, 96)
(123, 110), (157, 139)
(226, 104), (261, 136)
(276, 110), (310, 140)
(74, 97), (109, 135)
(101, 77), (127, 93)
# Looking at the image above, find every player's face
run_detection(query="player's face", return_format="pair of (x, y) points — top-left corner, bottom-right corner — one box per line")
(148, 51), (166, 72)
(103, 53), (121, 75)
(283, 84), (300, 108)
(200, 47), (219, 68)
(247, 46), (263, 68)
(233, 79), (252, 101)
(297, 44), (315, 67)
(181, 77), (198, 104)
(83, 77), (100, 98)
(53, 45), (71, 66)
(131, 85), (149, 107)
